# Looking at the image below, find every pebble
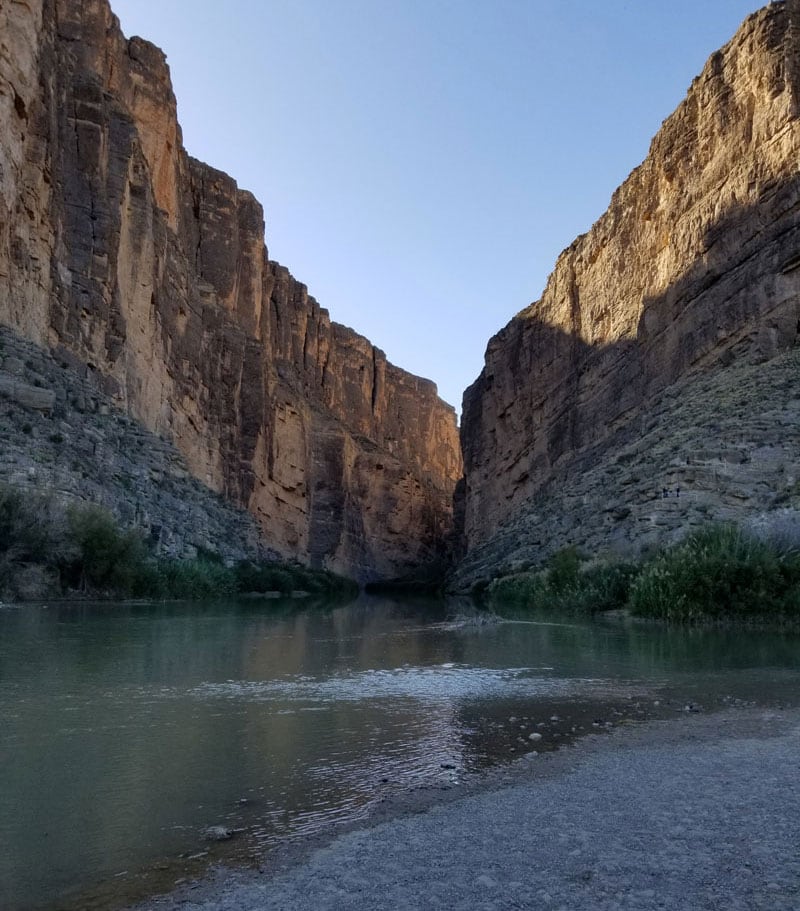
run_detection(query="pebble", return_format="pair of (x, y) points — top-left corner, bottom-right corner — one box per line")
(143, 711), (800, 911)
(202, 826), (233, 842)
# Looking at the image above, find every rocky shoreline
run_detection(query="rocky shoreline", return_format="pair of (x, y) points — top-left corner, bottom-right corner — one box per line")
(134, 705), (800, 911)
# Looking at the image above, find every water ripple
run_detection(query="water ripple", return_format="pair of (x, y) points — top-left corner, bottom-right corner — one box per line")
(186, 664), (641, 705)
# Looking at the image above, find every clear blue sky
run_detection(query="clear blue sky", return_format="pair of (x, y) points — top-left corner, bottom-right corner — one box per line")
(112, 0), (764, 416)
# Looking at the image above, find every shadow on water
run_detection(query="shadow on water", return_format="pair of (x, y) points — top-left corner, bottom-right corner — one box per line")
(1, 595), (799, 911)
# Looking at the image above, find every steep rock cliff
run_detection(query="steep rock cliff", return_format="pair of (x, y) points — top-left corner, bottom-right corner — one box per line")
(457, 2), (800, 584)
(0, 0), (462, 580)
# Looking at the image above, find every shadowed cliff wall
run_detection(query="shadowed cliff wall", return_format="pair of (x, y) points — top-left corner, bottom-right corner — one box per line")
(458, 2), (800, 580)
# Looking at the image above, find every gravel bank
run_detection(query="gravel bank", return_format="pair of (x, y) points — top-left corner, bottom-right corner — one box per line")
(143, 708), (800, 910)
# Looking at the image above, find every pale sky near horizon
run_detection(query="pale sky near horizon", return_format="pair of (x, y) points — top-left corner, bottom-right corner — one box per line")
(112, 0), (765, 417)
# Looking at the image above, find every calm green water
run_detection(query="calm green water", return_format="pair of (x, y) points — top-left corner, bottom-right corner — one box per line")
(2, 596), (800, 911)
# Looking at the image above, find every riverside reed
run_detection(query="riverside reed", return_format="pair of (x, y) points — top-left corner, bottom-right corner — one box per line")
(487, 525), (800, 626)
(0, 484), (357, 601)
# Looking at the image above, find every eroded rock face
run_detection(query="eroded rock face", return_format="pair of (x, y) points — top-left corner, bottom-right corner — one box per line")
(0, 0), (462, 580)
(458, 2), (800, 580)
(0, 325), (273, 566)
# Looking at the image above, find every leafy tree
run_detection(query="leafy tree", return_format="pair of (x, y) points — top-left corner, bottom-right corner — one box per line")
(64, 504), (147, 594)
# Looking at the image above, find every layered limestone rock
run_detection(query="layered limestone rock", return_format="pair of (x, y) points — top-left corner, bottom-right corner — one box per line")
(458, 1), (800, 585)
(0, 0), (461, 580)
(0, 325), (273, 566)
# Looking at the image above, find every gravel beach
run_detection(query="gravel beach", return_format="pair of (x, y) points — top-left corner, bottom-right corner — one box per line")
(142, 708), (800, 911)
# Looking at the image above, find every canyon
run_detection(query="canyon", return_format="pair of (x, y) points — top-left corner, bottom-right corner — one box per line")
(455, 0), (800, 588)
(3, 1), (800, 589)
(0, 0), (462, 581)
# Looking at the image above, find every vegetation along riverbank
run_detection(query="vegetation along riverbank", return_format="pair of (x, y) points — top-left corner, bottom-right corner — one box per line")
(0, 483), (357, 602)
(486, 523), (800, 627)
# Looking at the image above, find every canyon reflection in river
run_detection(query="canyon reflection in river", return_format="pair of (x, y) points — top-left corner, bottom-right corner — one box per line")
(2, 595), (800, 911)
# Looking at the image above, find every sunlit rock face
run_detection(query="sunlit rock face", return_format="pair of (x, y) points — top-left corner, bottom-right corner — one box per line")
(0, 0), (462, 580)
(457, 3), (800, 586)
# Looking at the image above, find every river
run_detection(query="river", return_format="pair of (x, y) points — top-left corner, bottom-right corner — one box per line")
(1, 595), (799, 911)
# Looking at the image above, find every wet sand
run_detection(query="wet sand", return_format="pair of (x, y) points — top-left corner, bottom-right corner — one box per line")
(137, 706), (800, 910)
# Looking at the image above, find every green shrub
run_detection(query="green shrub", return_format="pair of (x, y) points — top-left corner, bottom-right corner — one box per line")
(488, 570), (547, 607)
(569, 561), (639, 613)
(488, 553), (637, 616)
(547, 545), (582, 594)
(155, 558), (236, 600)
(235, 560), (294, 594)
(629, 524), (800, 623)
(127, 559), (167, 599)
(63, 504), (147, 594)
(489, 524), (800, 624)
(234, 560), (358, 599)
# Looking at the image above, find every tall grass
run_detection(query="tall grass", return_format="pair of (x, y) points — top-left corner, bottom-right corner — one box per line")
(489, 525), (800, 625)
(629, 524), (800, 623)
